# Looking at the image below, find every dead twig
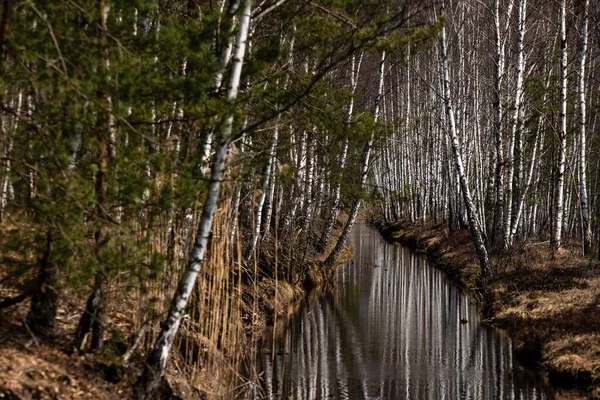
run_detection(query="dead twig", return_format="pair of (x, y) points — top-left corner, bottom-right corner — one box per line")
(122, 321), (150, 366)
(29, 4), (68, 76)
(21, 317), (41, 351)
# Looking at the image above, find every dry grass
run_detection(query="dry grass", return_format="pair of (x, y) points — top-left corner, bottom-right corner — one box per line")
(545, 335), (600, 386)
(0, 186), (355, 399)
(378, 219), (600, 396)
(0, 199), (313, 399)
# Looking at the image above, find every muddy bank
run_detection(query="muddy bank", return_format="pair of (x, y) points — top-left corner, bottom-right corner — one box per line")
(376, 219), (600, 399)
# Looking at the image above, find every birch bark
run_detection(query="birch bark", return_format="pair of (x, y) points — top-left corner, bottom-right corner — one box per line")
(492, 0), (514, 246)
(440, 14), (490, 278)
(578, 0), (591, 255)
(503, 0), (527, 249)
(317, 53), (363, 253)
(140, 1), (252, 395)
(244, 124), (278, 261)
(552, 0), (568, 252)
(325, 51), (385, 268)
(301, 131), (315, 234)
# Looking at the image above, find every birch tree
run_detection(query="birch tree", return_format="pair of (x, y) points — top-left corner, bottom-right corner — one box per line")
(503, 0), (527, 249)
(440, 6), (490, 278)
(578, 0), (592, 256)
(244, 124), (279, 260)
(317, 53), (363, 253)
(140, 1), (253, 395)
(492, 0), (514, 246)
(325, 51), (386, 268)
(551, 0), (568, 252)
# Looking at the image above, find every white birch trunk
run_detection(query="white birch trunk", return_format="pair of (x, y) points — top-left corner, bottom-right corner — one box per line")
(492, 0), (514, 246)
(440, 16), (490, 278)
(301, 132), (315, 234)
(261, 158), (277, 237)
(201, 1), (243, 168)
(280, 129), (304, 234)
(262, 34), (295, 240)
(578, 0), (591, 255)
(0, 91), (20, 220)
(325, 51), (385, 268)
(141, 1), (252, 395)
(244, 124), (278, 261)
(510, 127), (538, 241)
(503, 0), (527, 249)
(552, 0), (567, 252)
(510, 69), (550, 241)
(317, 53), (362, 252)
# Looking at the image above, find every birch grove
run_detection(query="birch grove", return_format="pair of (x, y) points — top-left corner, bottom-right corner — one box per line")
(0, 0), (440, 395)
(373, 0), (600, 259)
(439, 9), (490, 278)
(2, 0), (600, 396)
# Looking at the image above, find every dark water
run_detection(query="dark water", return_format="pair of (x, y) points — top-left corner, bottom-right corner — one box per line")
(246, 224), (557, 399)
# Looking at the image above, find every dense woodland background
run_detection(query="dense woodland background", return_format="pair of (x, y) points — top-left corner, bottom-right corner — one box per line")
(0, 0), (599, 397)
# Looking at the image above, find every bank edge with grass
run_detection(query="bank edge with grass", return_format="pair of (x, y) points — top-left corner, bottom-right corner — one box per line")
(375, 219), (600, 399)
(0, 222), (350, 400)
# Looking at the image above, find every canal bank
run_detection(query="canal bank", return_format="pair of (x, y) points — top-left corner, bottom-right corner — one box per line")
(247, 224), (558, 399)
(377, 219), (600, 399)
(0, 231), (348, 400)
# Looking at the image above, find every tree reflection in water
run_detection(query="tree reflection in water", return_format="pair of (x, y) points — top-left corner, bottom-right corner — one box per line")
(247, 224), (554, 400)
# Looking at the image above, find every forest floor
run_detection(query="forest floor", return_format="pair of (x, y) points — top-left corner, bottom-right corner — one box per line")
(0, 283), (136, 399)
(0, 266), (310, 399)
(378, 219), (600, 399)
(0, 228), (349, 399)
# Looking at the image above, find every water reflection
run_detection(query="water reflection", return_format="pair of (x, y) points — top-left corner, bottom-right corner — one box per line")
(248, 224), (554, 399)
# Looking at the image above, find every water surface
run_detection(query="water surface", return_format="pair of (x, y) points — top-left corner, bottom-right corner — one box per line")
(248, 224), (556, 399)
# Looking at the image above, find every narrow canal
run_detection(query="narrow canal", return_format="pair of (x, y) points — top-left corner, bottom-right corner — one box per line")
(247, 224), (556, 399)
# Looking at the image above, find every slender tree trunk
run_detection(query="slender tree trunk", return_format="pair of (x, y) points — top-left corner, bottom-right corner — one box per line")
(74, 272), (105, 350)
(491, 0), (509, 246)
(261, 159), (276, 238)
(510, 127), (538, 241)
(259, 36), (292, 242)
(229, 183), (242, 251)
(140, 1), (252, 396)
(0, 95), (15, 220)
(317, 138), (348, 252)
(301, 131), (315, 234)
(26, 230), (57, 335)
(578, 0), (591, 256)
(325, 51), (385, 268)
(440, 14), (490, 278)
(317, 53), (363, 252)
(200, 0), (241, 168)
(504, 0), (527, 249)
(597, 156), (600, 260)
(244, 125), (278, 261)
(552, 0), (568, 252)
(281, 130), (305, 236)
(74, 0), (113, 351)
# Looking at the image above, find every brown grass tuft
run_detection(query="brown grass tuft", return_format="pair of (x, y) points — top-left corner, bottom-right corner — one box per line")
(545, 334), (600, 387)
(378, 219), (600, 396)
